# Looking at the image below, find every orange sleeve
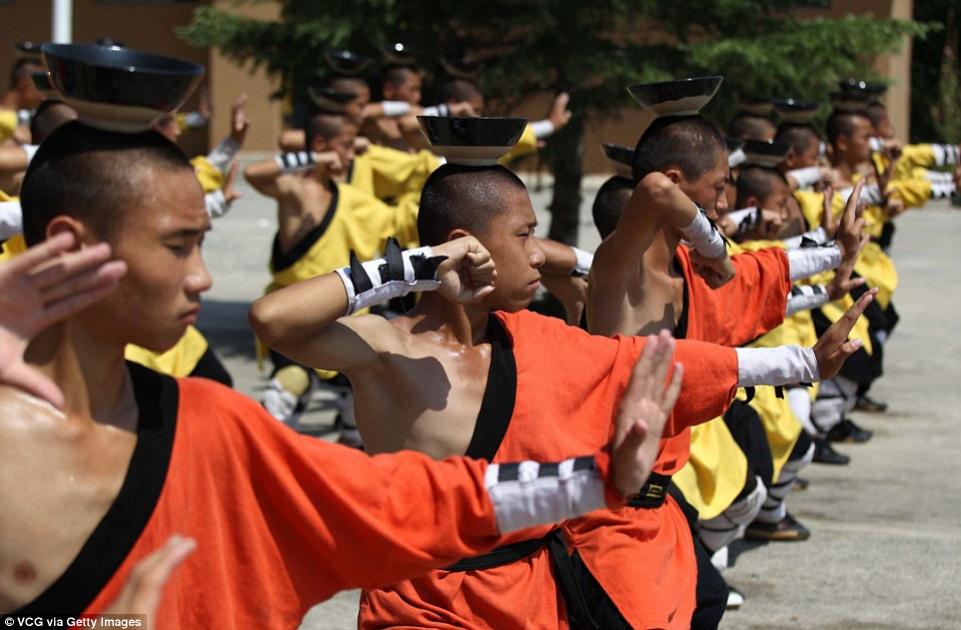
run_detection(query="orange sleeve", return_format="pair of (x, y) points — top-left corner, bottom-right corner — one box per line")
(617, 337), (738, 437)
(193, 381), (616, 602)
(680, 246), (790, 346)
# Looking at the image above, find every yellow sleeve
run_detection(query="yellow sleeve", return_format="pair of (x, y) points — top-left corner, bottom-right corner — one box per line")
(0, 110), (18, 144)
(892, 144), (936, 180)
(125, 325), (209, 377)
(887, 176), (931, 210)
(191, 155), (223, 193)
(499, 124), (538, 164)
(365, 144), (439, 201)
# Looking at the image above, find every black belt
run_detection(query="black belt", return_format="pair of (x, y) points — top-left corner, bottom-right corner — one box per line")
(625, 472), (671, 508)
(444, 532), (554, 571)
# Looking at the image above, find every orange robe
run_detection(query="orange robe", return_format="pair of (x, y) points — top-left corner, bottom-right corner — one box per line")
(15, 363), (616, 629)
(361, 309), (741, 629)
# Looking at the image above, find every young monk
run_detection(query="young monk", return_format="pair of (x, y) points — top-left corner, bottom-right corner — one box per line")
(251, 142), (872, 628)
(587, 112), (870, 624)
(1, 120), (675, 627)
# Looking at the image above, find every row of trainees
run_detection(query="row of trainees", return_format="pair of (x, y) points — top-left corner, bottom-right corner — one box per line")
(0, 44), (947, 625)
(240, 75), (954, 624)
(1, 113), (874, 629)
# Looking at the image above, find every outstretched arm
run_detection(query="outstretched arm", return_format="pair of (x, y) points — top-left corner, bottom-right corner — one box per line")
(249, 236), (496, 376)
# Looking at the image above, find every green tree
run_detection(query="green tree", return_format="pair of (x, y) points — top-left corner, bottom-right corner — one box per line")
(911, 0), (960, 143)
(181, 0), (930, 244)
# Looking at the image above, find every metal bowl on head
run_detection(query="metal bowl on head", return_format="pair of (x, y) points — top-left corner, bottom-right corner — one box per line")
(307, 86), (357, 113)
(839, 78), (886, 98)
(384, 41), (415, 66)
(30, 71), (55, 97)
(41, 43), (204, 132)
(324, 49), (372, 76)
(627, 76), (724, 116)
(741, 139), (790, 169)
(602, 143), (634, 178)
(773, 98), (820, 124)
(829, 91), (870, 113)
(737, 95), (773, 116)
(418, 116), (527, 166)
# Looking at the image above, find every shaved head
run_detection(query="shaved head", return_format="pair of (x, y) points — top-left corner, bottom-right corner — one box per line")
(21, 121), (193, 246)
(632, 115), (726, 182)
(826, 110), (869, 144)
(775, 123), (820, 158)
(592, 175), (633, 239)
(728, 114), (776, 142)
(417, 164), (527, 246)
(735, 166), (788, 208)
(305, 112), (350, 147)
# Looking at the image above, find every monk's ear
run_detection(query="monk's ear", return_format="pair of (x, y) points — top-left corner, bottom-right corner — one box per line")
(662, 167), (683, 185)
(46, 215), (94, 249)
(446, 227), (473, 242)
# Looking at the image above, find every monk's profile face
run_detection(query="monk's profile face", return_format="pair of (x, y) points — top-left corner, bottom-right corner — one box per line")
(384, 70), (422, 106)
(475, 187), (545, 312)
(836, 117), (872, 165)
(344, 86), (371, 127)
(785, 136), (820, 170)
(677, 148), (728, 215)
(73, 167), (211, 352)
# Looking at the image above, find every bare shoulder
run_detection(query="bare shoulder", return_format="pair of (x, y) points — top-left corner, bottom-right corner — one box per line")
(0, 385), (65, 439)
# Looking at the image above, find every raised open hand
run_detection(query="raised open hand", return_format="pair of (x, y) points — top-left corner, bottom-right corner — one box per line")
(611, 330), (683, 498)
(0, 233), (126, 407)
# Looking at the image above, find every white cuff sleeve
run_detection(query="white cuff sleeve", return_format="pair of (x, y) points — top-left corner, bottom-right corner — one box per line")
(787, 244), (841, 281)
(22, 144), (39, 164)
(932, 144), (960, 167)
(381, 100), (412, 117)
(839, 184), (883, 206)
(736, 346), (820, 387)
(869, 137), (884, 152)
(925, 169), (954, 183)
(486, 455), (606, 534)
(782, 227), (828, 249)
(184, 111), (208, 129)
(0, 200), (22, 241)
(16, 109), (30, 125)
(725, 207), (756, 228)
(420, 104), (451, 117)
(728, 148), (746, 169)
(206, 137), (241, 173)
(530, 119), (555, 139)
(204, 189), (230, 219)
(786, 284), (830, 316)
(931, 181), (956, 199)
(571, 247), (593, 277)
(680, 208), (727, 259)
(787, 166), (822, 189)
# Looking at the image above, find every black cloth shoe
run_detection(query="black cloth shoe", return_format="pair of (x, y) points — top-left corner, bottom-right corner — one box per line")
(745, 512), (811, 542)
(827, 418), (873, 443)
(814, 438), (851, 465)
(856, 394), (889, 413)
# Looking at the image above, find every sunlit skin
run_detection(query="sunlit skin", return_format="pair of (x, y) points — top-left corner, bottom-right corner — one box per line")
(383, 69), (423, 107)
(0, 166), (211, 612)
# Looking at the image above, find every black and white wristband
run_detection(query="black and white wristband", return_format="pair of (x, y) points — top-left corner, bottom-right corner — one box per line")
(783, 227), (829, 249)
(486, 455), (605, 534)
(931, 180), (957, 199)
(334, 238), (448, 315)
(786, 284), (830, 316)
(680, 207), (727, 259)
(381, 100), (413, 118)
(735, 346), (820, 387)
(275, 151), (315, 173)
(932, 143), (961, 167)
(788, 243), (841, 281)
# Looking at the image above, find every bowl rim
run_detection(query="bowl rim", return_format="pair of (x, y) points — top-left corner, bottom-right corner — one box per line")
(627, 74), (724, 94)
(417, 115), (529, 147)
(41, 42), (204, 77)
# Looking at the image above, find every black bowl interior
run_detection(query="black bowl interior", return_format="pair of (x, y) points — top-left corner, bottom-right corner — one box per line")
(773, 98), (819, 112)
(742, 139), (790, 164)
(384, 42), (415, 64)
(724, 136), (744, 153)
(602, 142), (634, 166)
(839, 78), (886, 97)
(418, 116), (527, 147)
(324, 49), (372, 76)
(31, 71), (52, 92)
(41, 43), (203, 111)
(627, 76), (724, 108)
